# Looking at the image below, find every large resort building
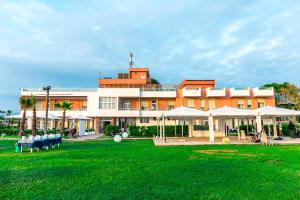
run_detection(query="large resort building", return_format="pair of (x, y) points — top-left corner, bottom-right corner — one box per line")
(20, 66), (275, 135)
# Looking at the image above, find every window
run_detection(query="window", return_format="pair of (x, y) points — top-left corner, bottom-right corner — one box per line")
(168, 100), (175, 110)
(258, 102), (265, 108)
(36, 100), (42, 110)
(151, 100), (157, 110)
(82, 100), (87, 110)
(258, 99), (265, 108)
(208, 99), (215, 109)
(247, 99), (252, 109)
(99, 97), (116, 109)
(187, 99), (194, 108)
(237, 99), (244, 109)
(200, 100), (206, 110)
(124, 102), (130, 110)
(140, 117), (149, 123)
(140, 100), (148, 110)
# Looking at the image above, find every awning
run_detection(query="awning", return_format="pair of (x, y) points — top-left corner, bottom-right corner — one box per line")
(163, 106), (208, 119)
(209, 106), (254, 117)
(252, 106), (300, 117)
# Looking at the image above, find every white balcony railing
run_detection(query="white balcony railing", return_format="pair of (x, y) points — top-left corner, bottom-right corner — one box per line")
(182, 87), (201, 97)
(230, 88), (250, 97)
(206, 88), (226, 97)
(252, 87), (274, 97)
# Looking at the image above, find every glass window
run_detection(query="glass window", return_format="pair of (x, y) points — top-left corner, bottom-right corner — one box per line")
(200, 100), (205, 110)
(141, 100), (148, 110)
(99, 97), (116, 109)
(140, 117), (149, 123)
(208, 99), (215, 109)
(187, 99), (194, 108)
(151, 100), (157, 110)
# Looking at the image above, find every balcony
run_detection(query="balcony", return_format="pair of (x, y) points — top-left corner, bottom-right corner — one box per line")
(182, 87), (201, 97)
(206, 88), (226, 97)
(252, 87), (274, 97)
(230, 88), (250, 97)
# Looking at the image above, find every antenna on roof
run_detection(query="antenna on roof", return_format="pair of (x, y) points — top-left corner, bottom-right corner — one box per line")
(129, 51), (134, 68)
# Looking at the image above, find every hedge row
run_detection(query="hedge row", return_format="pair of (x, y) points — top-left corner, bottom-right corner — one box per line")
(128, 125), (189, 137)
(0, 129), (59, 136)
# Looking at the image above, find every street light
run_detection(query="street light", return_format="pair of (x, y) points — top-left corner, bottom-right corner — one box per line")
(43, 86), (51, 134)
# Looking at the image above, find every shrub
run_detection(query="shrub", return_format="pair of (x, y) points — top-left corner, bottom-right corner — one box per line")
(193, 125), (209, 131)
(128, 125), (188, 137)
(104, 125), (120, 136)
(239, 125), (255, 134)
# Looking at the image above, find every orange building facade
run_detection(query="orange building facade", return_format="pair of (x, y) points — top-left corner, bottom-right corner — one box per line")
(20, 67), (275, 132)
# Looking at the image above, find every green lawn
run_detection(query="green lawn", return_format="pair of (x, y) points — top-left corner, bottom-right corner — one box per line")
(0, 140), (300, 200)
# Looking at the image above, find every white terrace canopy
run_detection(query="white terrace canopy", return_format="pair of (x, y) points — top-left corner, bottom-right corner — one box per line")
(4, 113), (61, 120)
(160, 105), (300, 143)
(251, 106), (300, 137)
(160, 106), (208, 142)
(209, 106), (253, 118)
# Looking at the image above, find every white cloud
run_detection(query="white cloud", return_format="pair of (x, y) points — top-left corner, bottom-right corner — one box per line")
(220, 20), (245, 46)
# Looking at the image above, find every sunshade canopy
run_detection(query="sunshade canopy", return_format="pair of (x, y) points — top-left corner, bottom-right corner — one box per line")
(209, 106), (254, 117)
(68, 115), (91, 120)
(163, 106), (208, 119)
(252, 106), (300, 117)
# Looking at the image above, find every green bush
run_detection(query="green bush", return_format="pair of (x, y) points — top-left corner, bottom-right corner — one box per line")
(104, 125), (120, 136)
(128, 125), (188, 137)
(282, 123), (290, 136)
(193, 125), (209, 131)
(239, 125), (255, 134)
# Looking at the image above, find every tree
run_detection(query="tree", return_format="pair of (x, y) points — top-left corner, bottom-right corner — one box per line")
(19, 97), (33, 136)
(31, 96), (37, 136)
(151, 78), (160, 84)
(0, 110), (5, 119)
(54, 101), (73, 135)
(5, 110), (13, 127)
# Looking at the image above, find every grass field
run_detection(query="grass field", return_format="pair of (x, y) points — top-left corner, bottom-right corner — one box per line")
(0, 140), (300, 200)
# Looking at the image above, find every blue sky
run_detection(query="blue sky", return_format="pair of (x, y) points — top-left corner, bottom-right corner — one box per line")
(0, 0), (299, 111)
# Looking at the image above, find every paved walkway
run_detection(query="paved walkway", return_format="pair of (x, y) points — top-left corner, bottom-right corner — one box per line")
(153, 137), (300, 146)
(66, 134), (102, 141)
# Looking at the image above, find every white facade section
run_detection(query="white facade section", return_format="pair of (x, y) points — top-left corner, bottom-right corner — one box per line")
(230, 88), (250, 97)
(182, 87), (201, 97)
(253, 88), (274, 97)
(206, 88), (226, 97)
(140, 91), (176, 98)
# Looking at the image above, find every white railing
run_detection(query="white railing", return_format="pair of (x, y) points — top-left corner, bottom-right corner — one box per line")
(230, 88), (250, 97)
(21, 88), (97, 92)
(252, 87), (274, 97)
(206, 88), (226, 97)
(182, 87), (201, 97)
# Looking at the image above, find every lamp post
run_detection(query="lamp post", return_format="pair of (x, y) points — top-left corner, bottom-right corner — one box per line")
(43, 86), (51, 134)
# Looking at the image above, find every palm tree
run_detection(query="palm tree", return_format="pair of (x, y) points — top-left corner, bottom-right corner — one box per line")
(5, 110), (13, 127)
(31, 96), (37, 136)
(19, 97), (33, 136)
(54, 101), (72, 135)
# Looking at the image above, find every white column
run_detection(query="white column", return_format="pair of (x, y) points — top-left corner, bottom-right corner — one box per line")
(181, 120), (184, 138)
(159, 119), (162, 139)
(79, 119), (86, 136)
(209, 114), (214, 142)
(188, 120), (193, 137)
(174, 120), (177, 137)
(27, 118), (32, 130)
(163, 116), (166, 143)
(272, 117), (278, 138)
(267, 119), (271, 136)
(256, 113), (262, 133)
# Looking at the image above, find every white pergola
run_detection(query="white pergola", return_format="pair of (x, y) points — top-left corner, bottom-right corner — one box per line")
(208, 106), (254, 142)
(161, 105), (300, 143)
(161, 106), (208, 143)
(68, 115), (91, 136)
(251, 106), (300, 137)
